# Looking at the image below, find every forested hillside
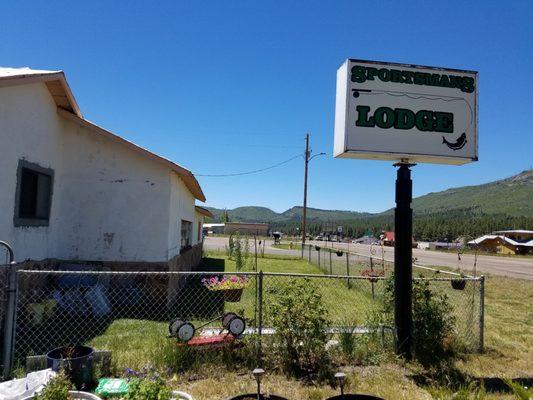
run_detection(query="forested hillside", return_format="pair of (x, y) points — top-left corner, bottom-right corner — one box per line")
(206, 170), (533, 241)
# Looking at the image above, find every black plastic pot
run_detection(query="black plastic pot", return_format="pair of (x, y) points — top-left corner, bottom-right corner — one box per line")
(315, 246), (321, 251)
(336, 251), (344, 257)
(326, 395), (385, 400)
(451, 279), (466, 290)
(46, 345), (94, 389)
(226, 395), (288, 400)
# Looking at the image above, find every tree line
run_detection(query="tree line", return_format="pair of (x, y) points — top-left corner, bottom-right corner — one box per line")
(269, 209), (533, 242)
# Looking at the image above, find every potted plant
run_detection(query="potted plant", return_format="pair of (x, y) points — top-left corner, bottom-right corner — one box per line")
(125, 376), (171, 400)
(315, 245), (321, 251)
(26, 372), (101, 400)
(336, 250), (344, 257)
(46, 345), (94, 390)
(203, 275), (248, 302)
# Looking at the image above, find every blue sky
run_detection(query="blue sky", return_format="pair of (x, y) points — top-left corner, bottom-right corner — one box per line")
(2, 1), (532, 213)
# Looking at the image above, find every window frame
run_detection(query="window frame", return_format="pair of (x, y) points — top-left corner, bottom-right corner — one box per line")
(13, 159), (54, 227)
(180, 219), (193, 250)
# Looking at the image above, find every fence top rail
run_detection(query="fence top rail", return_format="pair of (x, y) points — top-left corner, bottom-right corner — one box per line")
(16, 269), (483, 282)
(303, 244), (475, 279)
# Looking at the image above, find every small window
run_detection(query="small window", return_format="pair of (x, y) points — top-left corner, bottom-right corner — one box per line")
(14, 160), (54, 227)
(180, 220), (192, 250)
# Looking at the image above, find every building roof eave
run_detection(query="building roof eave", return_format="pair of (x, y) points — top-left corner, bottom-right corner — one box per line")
(195, 206), (214, 218)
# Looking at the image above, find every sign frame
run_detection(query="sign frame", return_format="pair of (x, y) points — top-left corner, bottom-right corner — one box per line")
(334, 58), (478, 165)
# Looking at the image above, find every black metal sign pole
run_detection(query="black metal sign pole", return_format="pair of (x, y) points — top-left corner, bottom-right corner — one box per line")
(394, 162), (414, 359)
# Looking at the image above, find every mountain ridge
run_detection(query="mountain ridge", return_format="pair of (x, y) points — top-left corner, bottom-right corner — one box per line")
(206, 170), (533, 223)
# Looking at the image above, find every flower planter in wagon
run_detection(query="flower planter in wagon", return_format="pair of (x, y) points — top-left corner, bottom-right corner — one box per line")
(203, 275), (248, 303)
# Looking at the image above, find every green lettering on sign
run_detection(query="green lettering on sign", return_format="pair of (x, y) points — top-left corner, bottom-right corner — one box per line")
(355, 106), (375, 127)
(355, 105), (455, 134)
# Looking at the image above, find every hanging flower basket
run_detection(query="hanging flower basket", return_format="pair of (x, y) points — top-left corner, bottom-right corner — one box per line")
(336, 251), (344, 257)
(222, 288), (244, 302)
(451, 279), (466, 290)
(203, 275), (248, 302)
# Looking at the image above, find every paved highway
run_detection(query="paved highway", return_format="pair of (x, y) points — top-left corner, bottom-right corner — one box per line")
(204, 236), (533, 280)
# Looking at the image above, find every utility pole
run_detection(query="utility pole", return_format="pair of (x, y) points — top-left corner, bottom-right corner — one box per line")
(301, 133), (310, 257)
(301, 133), (325, 258)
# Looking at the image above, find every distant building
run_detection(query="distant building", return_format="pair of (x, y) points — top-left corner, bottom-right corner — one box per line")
(203, 223), (225, 235)
(468, 230), (533, 255)
(202, 222), (269, 236)
(380, 231), (417, 248)
(224, 222), (269, 236)
(428, 242), (462, 251)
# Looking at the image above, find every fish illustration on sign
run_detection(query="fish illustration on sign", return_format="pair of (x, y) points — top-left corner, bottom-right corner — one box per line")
(443, 132), (467, 151)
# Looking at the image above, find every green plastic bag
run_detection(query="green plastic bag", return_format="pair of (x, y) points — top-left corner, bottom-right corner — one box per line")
(95, 378), (129, 397)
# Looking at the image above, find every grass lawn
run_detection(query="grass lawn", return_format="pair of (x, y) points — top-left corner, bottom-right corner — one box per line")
(455, 274), (533, 378)
(88, 253), (531, 399)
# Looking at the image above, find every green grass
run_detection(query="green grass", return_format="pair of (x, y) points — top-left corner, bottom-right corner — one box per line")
(456, 275), (533, 378)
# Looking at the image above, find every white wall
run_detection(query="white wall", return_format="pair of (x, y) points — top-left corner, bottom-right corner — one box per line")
(0, 83), (65, 261)
(58, 117), (172, 262)
(0, 82), (197, 263)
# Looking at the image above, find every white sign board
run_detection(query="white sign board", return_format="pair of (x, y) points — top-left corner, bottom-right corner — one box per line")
(334, 59), (478, 165)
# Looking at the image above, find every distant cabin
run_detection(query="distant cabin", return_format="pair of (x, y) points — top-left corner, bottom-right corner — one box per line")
(468, 230), (533, 255)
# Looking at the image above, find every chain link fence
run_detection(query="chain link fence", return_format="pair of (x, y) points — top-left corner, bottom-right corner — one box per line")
(304, 244), (484, 350)
(1, 261), (484, 378)
(305, 243), (392, 277)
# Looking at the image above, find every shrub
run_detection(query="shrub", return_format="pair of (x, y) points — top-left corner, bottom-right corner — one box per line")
(35, 372), (72, 400)
(268, 278), (332, 379)
(384, 274), (456, 366)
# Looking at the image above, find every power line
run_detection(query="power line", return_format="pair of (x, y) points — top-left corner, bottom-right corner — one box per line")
(193, 154), (302, 177)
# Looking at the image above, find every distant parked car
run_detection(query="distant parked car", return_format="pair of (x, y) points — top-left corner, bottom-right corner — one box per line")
(314, 235), (323, 241)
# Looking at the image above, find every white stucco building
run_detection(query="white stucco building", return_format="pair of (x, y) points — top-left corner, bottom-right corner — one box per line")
(0, 67), (211, 266)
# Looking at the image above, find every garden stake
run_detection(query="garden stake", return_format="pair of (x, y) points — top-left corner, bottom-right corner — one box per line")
(253, 368), (265, 400)
(334, 372), (346, 395)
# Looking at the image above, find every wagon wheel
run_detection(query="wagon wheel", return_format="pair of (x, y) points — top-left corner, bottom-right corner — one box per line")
(224, 314), (246, 336)
(169, 318), (195, 342)
(222, 312), (238, 328)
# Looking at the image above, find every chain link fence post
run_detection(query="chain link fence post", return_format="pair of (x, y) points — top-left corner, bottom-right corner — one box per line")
(345, 252), (351, 288)
(329, 249), (332, 275)
(257, 270), (264, 366)
(479, 275), (485, 352)
(2, 262), (17, 379)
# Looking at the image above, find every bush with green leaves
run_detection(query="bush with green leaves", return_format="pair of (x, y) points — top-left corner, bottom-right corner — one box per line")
(268, 278), (332, 379)
(384, 274), (456, 366)
(125, 375), (171, 400)
(35, 372), (72, 400)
